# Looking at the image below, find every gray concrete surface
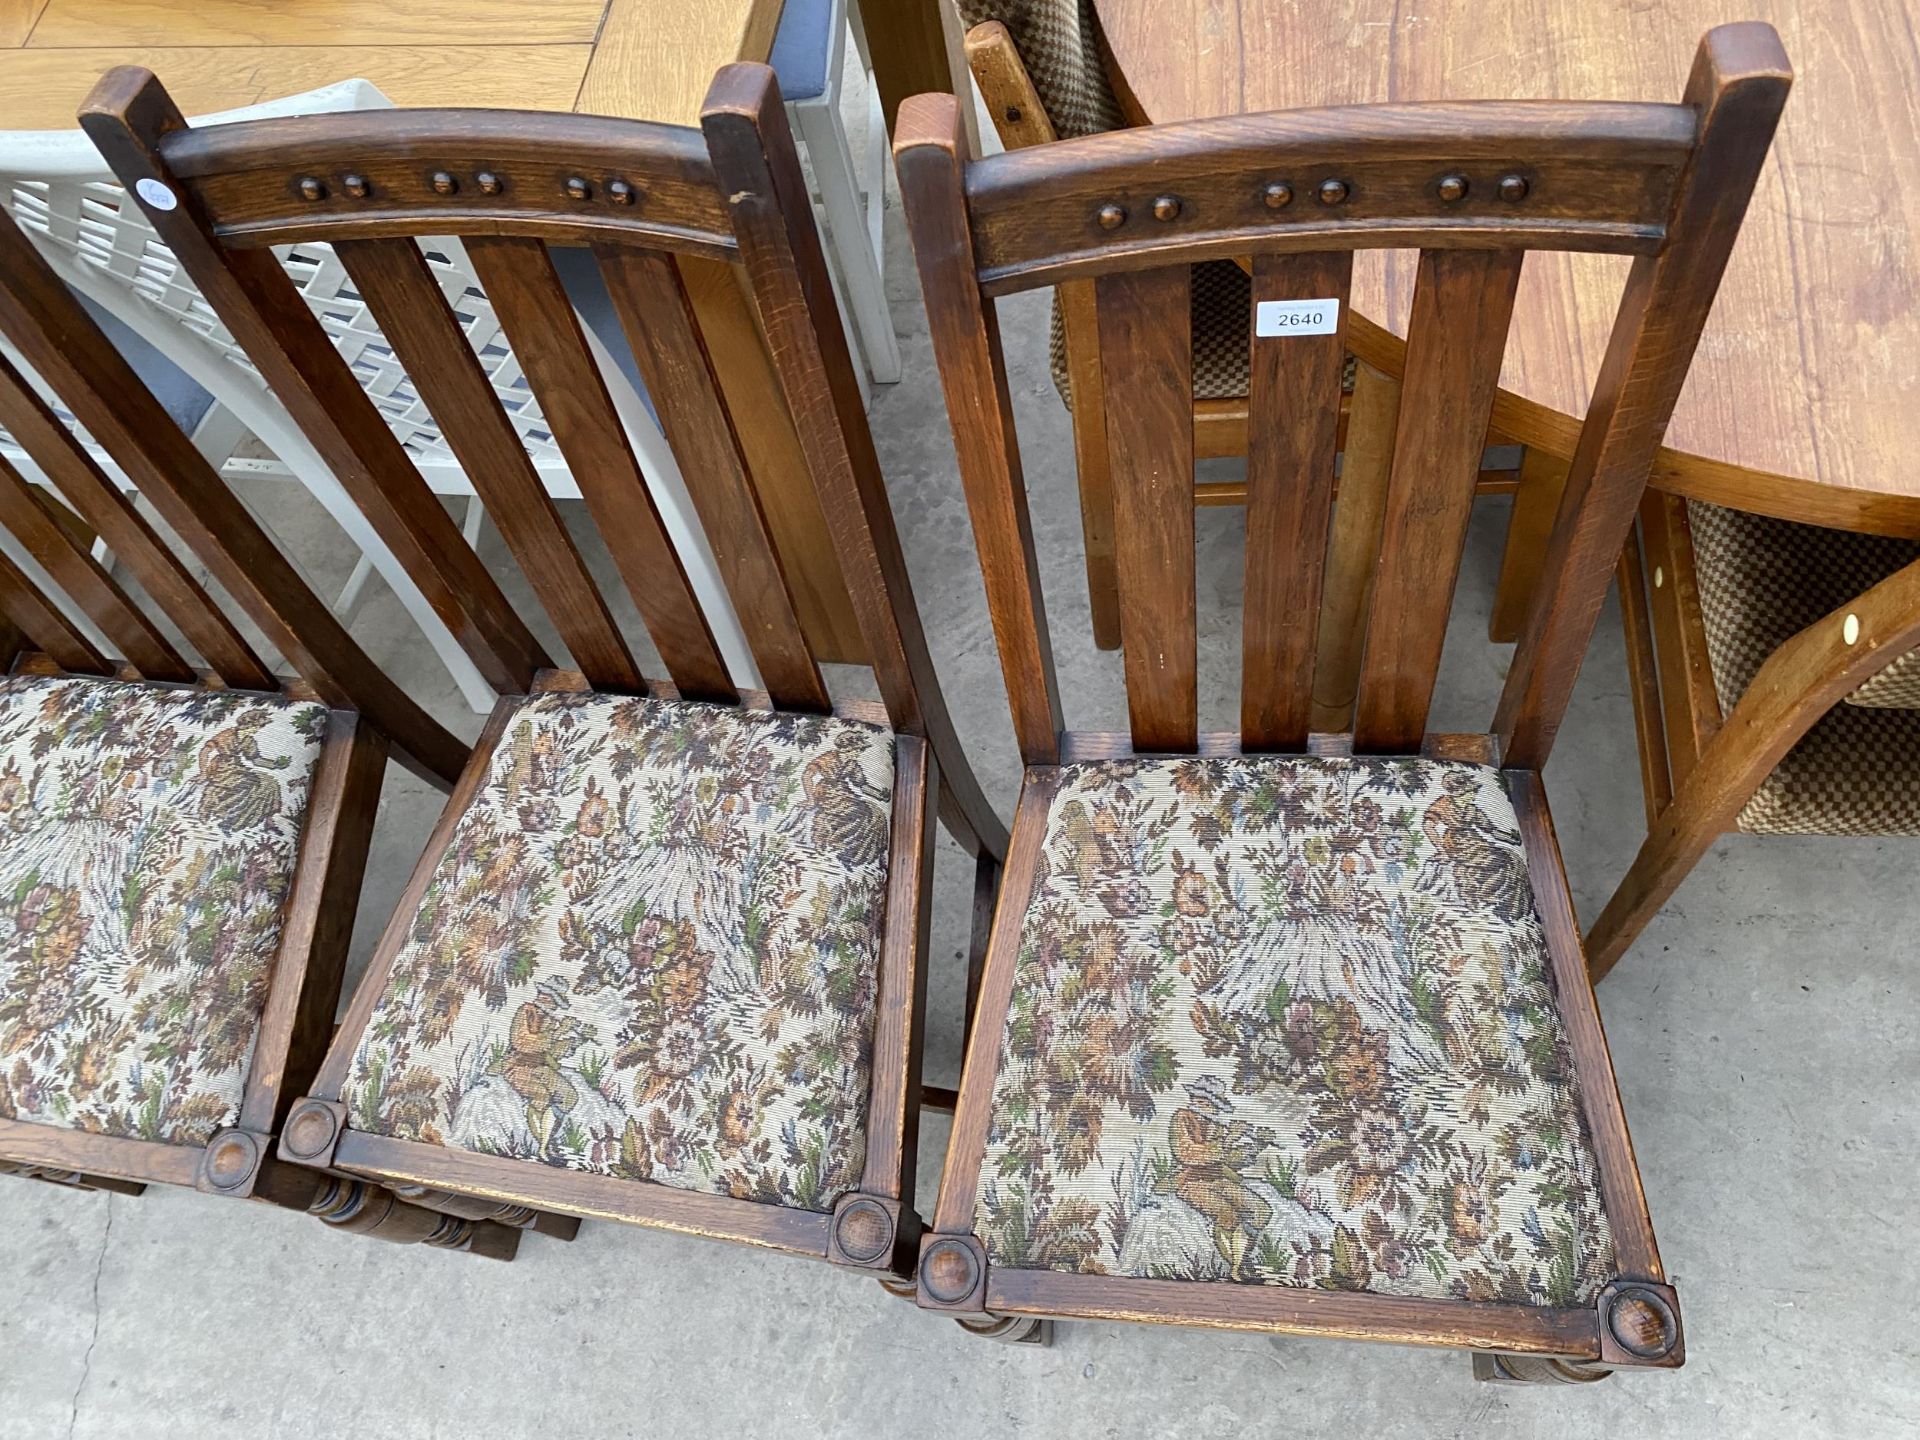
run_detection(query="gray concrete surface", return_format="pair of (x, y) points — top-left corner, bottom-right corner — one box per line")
(4, 176), (1919, 1440)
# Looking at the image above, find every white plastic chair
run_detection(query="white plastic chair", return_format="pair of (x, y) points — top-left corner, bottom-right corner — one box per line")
(0, 81), (758, 712)
(773, 0), (903, 390)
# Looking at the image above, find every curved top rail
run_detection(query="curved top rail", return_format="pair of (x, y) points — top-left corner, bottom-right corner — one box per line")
(154, 110), (737, 257)
(954, 99), (1698, 293)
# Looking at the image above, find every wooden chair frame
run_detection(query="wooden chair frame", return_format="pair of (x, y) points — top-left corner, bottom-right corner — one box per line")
(960, 18), (1549, 667)
(1590, 494), (1920, 977)
(897, 24), (1790, 1373)
(0, 204), (543, 1252)
(77, 61), (1006, 1277)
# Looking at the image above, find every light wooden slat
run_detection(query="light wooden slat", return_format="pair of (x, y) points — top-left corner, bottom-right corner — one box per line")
(334, 237), (642, 694)
(1095, 264), (1197, 753)
(464, 235), (734, 702)
(1353, 248), (1522, 753)
(0, 46), (590, 130)
(28, 0), (604, 47)
(1241, 250), (1352, 751)
(595, 243), (827, 711)
(0, 0), (48, 48)
(578, 0), (785, 126)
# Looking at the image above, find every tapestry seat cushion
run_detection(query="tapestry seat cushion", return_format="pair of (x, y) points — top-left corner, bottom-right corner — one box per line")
(0, 675), (328, 1145)
(344, 692), (896, 1215)
(976, 755), (1619, 1307)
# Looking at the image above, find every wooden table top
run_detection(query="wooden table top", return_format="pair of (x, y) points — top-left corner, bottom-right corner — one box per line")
(1092, 0), (1920, 533)
(0, 0), (785, 129)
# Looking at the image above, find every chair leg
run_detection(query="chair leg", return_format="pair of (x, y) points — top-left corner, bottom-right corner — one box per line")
(791, 96), (903, 387)
(1472, 1353), (1611, 1384)
(957, 1313), (1053, 1346)
(1489, 446), (1571, 642)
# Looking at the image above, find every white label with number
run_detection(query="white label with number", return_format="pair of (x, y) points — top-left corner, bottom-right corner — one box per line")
(1255, 298), (1340, 337)
(134, 178), (179, 212)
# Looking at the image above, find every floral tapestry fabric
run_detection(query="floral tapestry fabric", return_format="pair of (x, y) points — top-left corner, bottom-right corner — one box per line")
(0, 675), (327, 1145)
(345, 693), (896, 1214)
(976, 756), (1618, 1307)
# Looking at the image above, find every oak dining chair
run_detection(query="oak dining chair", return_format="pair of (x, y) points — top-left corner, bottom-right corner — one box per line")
(0, 202), (548, 1253)
(897, 23), (1789, 1378)
(1589, 494), (1920, 978)
(0, 81), (757, 717)
(78, 60), (1007, 1278)
(953, 3), (1541, 685)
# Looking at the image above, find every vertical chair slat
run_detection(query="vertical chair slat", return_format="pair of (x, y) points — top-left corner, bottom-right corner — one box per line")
(0, 544), (112, 675)
(0, 265), (275, 690)
(0, 206), (467, 785)
(79, 72), (551, 698)
(594, 243), (829, 712)
(1240, 250), (1354, 751)
(0, 451), (189, 680)
(1095, 265), (1197, 754)
(464, 235), (735, 704)
(1353, 248), (1523, 753)
(333, 237), (644, 694)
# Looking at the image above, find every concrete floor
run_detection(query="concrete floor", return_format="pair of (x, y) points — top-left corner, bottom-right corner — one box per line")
(5, 173), (1920, 1440)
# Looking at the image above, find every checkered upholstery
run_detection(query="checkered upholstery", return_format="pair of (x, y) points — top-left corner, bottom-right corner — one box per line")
(1685, 501), (1920, 834)
(957, 0), (1123, 137)
(1048, 260), (1257, 407)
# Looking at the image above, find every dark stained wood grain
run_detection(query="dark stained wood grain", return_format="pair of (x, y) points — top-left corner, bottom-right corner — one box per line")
(594, 241), (827, 710)
(859, 736), (937, 1203)
(1351, 247), (1522, 753)
(81, 66), (552, 698)
(465, 233), (734, 703)
(0, 545), (110, 674)
(1241, 250), (1352, 749)
(333, 234), (644, 694)
(1095, 265), (1198, 753)
(892, 90), (1064, 765)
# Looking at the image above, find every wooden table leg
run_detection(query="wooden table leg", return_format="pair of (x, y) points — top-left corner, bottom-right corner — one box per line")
(1311, 360), (1400, 733)
(676, 255), (867, 664)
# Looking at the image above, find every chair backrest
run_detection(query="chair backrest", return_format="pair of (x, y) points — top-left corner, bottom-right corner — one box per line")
(897, 22), (1790, 771)
(1, 81), (616, 482)
(0, 204), (464, 784)
(77, 62), (1005, 855)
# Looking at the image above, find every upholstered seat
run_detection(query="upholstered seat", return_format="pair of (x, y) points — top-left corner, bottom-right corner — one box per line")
(343, 691), (897, 1214)
(975, 755), (1619, 1306)
(1687, 501), (1920, 833)
(0, 674), (328, 1145)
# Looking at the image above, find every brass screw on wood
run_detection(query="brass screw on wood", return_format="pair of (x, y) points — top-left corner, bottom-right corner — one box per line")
(1097, 203), (1126, 229)
(296, 176), (326, 201)
(477, 171), (504, 195)
(566, 176), (592, 200)
(1152, 195), (1181, 221)
(1437, 174), (1469, 202)
(608, 179), (635, 205)
(431, 171), (458, 195)
(342, 174), (370, 199)
(1318, 178), (1350, 205)
(1499, 173), (1529, 201)
(1264, 182), (1293, 209)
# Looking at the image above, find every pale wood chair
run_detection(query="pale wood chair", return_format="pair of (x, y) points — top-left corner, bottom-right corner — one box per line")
(78, 60), (1006, 1279)
(1590, 492), (1920, 977)
(898, 23), (1788, 1378)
